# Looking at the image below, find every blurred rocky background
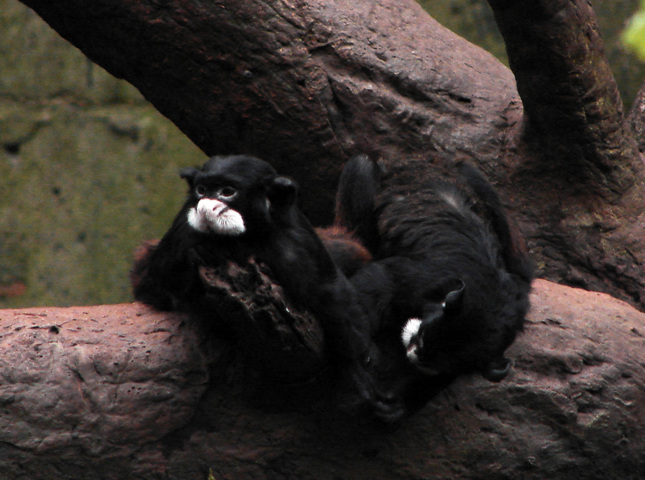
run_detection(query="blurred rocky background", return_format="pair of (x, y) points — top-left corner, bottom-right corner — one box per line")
(0, 0), (206, 307)
(1, 0), (643, 308)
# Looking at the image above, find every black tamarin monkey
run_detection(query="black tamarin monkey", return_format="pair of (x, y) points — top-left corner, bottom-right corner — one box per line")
(334, 154), (534, 422)
(131, 154), (381, 404)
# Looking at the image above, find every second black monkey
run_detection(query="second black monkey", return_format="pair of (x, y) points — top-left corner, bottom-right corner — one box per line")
(333, 155), (534, 422)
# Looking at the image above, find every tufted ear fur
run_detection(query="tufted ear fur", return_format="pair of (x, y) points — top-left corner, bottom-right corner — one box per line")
(266, 175), (298, 207)
(443, 279), (465, 312)
(179, 167), (200, 186)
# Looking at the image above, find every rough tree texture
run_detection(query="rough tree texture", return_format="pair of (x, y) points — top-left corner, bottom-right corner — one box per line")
(4, 0), (645, 478)
(17, 0), (645, 308)
(0, 280), (643, 479)
(198, 261), (326, 382)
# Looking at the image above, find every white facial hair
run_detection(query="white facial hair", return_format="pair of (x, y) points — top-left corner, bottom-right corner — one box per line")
(187, 198), (245, 236)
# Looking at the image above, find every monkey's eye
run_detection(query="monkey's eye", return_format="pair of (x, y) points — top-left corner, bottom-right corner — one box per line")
(217, 186), (237, 199)
(195, 185), (207, 197)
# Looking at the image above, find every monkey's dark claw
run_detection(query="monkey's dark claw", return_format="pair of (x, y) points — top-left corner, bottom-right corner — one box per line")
(342, 361), (408, 424)
(481, 357), (512, 382)
(372, 401), (406, 425)
(362, 354), (373, 367)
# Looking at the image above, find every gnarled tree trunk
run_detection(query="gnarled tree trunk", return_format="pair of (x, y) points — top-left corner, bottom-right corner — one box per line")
(18, 0), (645, 308)
(0, 281), (643, 479)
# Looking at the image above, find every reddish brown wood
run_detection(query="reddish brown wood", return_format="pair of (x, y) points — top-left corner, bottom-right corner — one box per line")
(0, 281), (643, 479)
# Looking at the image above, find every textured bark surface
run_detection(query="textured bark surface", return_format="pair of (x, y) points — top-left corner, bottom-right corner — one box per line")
(0, 280), (643, 479)
(18, 0), (645, 308)
(485, 0), (645, 309)
(198, 260), (325, 383)
(0, 303), (209, 476)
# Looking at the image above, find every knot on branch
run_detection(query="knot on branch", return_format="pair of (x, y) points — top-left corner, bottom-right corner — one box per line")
(198, 258), (326, 384)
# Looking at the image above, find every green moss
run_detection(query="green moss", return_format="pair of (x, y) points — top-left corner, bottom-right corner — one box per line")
(0, 103), (205, 308)
(0, 0), (209, 308)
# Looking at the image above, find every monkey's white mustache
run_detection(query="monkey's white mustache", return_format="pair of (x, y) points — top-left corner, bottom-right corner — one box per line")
(401, 318), (422, 363)
(187, 198), (246, 235)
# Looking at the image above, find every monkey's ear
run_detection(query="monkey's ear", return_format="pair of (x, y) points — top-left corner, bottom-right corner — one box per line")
(442, 279), (465, 312)
(266, 175), (298, 207)
(179, 167), (200, 185)
(481, 357), (511, 382)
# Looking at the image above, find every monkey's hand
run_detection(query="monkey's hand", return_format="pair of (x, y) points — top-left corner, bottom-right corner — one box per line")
(342, 346), (407, 424)
(190, 240), (230, 268)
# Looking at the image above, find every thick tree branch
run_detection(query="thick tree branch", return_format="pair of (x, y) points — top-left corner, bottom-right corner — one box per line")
(198, 260), (325, 383)
(487, 0), (640, 189)
(0, 281), (643, 478)
(0, 304), (209, 462)
(18, 0), (520, 221)
(627, 80), (645, 154)
(483, 0), (645, 307)
(18, 0), (645, 308)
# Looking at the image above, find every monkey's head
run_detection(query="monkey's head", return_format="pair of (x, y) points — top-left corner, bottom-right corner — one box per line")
(400, 275), (526, 383)
(180, 155), (298, 237)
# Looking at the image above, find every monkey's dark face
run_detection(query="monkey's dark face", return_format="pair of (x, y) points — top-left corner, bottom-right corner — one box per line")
(180, 155), (280, 237)
(400, 280), (513, 382)
(400, 295), (463, 377)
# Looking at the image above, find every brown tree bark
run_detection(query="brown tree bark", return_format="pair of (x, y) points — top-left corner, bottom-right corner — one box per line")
(0, 280), (643, 479)
(19, 0), (645, 308)
(486, 0), (645, 309)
